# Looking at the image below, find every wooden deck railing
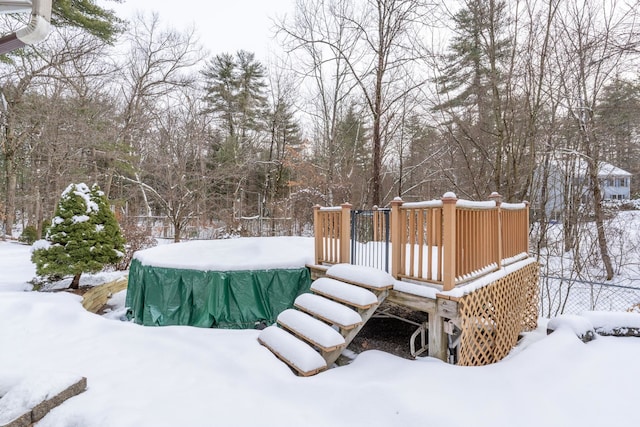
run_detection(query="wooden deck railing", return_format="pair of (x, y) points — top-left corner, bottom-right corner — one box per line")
(313, 203), (351, 265)
(390, 199), (444, 284)
(500, 201), (530, 262)
(313, 193), (530, 291)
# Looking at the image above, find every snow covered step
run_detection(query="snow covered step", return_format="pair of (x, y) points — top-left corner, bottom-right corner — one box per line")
(311, 277), (379, 309)
(277, 309), (346, 352)
(258, 325), (327, 377)
(294, 293), (363, 330)
(326, 263), (395, 291)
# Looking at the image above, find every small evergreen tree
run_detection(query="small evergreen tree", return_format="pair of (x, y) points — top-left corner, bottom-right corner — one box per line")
(31, 183), (125, 289)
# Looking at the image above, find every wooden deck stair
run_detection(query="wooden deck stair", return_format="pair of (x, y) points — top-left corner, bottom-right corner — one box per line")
(258, 264), (393, 376)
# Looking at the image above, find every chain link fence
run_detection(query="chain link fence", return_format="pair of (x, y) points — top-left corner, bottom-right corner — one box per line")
(539, 275), (640, 317)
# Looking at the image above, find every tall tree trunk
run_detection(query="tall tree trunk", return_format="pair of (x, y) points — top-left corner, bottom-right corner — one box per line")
(580, 100), (614, 279)
(4, 157), (16, 239)
(35, 182), (42, 239)
(372, 112), (382, 207)
(174, 223), (181, 243)
(371, 13), (385, 208)
(586, 157), (614, 280)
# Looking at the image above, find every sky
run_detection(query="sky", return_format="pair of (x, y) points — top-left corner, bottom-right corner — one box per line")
(106, 0), (296, 61)
(1, 240), (640, 426)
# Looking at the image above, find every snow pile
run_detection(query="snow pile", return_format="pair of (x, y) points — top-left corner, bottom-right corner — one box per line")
(547, 314), (596, 342)
(547, 311), (640, 340)
(583, 311), (640, 335)
(39, 270), (127, 292)
(258, 326), (326, 373)
(0, 242), (36, 291)
(326, 263), (394, 288)
(277, 309), (344, 348)
(294, 293), (362, 327)
(0, 373), (84, 425)
(133, 236), (314, 271)
(393, 279), (439, 299)
(102, 289), (128, 321)
(311, 277), (377, 307)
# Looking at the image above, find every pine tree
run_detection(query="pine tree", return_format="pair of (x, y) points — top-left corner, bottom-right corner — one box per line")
(202, 50), (267, 144)
(434, 0), (511, 198)
(31, 183), (125, 289)
(52, 0), (124, 43)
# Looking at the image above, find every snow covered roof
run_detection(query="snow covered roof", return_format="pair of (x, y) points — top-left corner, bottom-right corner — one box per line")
(597, 161), (632, 178)
(550, 159), (632, 178)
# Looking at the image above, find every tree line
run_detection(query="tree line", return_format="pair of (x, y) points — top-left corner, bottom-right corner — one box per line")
(2, 0), (640, 280)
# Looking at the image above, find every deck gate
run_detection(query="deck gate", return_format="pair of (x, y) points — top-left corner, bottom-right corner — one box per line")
(350, 208), (391, 272)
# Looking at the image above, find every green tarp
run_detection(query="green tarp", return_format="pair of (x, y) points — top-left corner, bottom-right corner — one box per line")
(126, 258), (311, 329)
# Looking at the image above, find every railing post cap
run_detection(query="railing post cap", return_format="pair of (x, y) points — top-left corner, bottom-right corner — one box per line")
(489, 192), (502, 205)
(341, 202), (352, 209)
(313, 204), (321, 210)
(390, 197), (403, 206)
(441, 192), (457, 202)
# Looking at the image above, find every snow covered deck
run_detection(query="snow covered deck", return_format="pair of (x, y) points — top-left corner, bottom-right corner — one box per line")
(311, 194), (538, 366)
(308, 257), (539, 365)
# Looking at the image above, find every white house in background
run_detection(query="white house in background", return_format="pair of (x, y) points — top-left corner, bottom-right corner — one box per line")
(534, 159), (633, 219)
(597, 162), (632, 200)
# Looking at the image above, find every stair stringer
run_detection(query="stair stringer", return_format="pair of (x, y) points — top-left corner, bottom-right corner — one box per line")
(320, 288), (389, 367)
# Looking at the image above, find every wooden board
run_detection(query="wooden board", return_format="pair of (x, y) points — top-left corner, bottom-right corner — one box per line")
(81, 278), (128, 313)
(306, 264), (329, 281)
(310, 289), (376, 310)
(294, 294), (362, 330)
(258, 336), (326, 377)
(258, 326), (328, 377)
(277, 319), (345, 353)
(437, 298), (459, 319)
(325, 274), (394, 292)
(386, 289), (437, 313)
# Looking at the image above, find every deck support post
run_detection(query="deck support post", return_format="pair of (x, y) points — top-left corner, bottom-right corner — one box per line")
(441, 194), (458, 291)
(428, 309), (448, 362)
(429, 296), (459, 362)
(313, 205), (322, 265)
(390, 198), (403, 279)
(489, 192), (503, 269)
(340, 203), (352, 264)
(524, 201), (530, 256)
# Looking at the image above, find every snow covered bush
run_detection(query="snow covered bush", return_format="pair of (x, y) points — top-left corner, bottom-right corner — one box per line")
(31, 183), (125, 289)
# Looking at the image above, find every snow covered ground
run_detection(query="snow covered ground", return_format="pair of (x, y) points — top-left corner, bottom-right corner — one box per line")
(1, 240), (640, 426)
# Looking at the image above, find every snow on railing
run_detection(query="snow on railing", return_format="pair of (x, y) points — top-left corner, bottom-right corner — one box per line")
(313, 192), (530, 291)
(313, 204), (351, 265)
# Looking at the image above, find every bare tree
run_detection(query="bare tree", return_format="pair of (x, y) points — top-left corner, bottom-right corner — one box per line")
(0, 24), (111, 238)
(553, 0), (640, 280)
(123, 87), (209, 242)
(280, 0), (430, 206)
(278, 0), (360, 205)
(112, 12), (203, 205)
